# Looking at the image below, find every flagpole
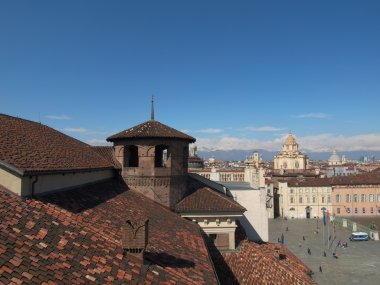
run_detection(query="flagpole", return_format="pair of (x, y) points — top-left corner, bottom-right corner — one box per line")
(323, 209), (327, 249)
(327, 210), (330, 249)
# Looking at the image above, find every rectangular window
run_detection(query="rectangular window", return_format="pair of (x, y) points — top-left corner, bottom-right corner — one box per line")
(346, 194), (351, 203)
(354, 208), (358, 214)
(312, 196), (316, 203)
(346, 207), (350, 214)
(290, 197), (294, 204)
(299, 196), (303, 203)
(369, 194), (374, 202)
(361, 194), (366, 203)
(378, 194), (380, 202)
(336, 194), (340, 203)
(337, 208), (341, 214)
(321, 196), (325, 203)
(370, 207), (374, 214)
(353, 194), (358, 203)
(362, 207), (366, 214)
(290, 189), (294, 194)
(327, 195), (331, 203)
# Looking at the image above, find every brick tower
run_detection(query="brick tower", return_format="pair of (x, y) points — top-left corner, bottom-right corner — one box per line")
(107, 97), (196, 209)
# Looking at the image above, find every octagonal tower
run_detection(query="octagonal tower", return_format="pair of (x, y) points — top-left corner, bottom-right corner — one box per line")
(107, 99), (195, 209)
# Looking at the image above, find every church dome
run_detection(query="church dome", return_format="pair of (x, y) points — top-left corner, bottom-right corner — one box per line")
(329, 150), (340, 162)
(284, 134), (297, 145)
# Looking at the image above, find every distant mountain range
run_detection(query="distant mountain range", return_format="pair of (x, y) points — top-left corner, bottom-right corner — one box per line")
(197, 149), (380, 161)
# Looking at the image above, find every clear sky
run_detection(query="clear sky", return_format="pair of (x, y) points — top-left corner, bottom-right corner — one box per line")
(1, 0), (379, 152)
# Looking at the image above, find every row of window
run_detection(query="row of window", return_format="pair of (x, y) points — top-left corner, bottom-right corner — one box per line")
(336, 194), (380, 203)
(290, 195), (331, 204)
(290, 188), (330, 194)
(336, 207), (380, 214)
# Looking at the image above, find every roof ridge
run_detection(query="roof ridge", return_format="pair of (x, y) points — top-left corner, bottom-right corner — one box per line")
(202, 187), (245, 210)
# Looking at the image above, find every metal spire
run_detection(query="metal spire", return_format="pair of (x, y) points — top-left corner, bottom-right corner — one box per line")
(150, 95), (155, 121)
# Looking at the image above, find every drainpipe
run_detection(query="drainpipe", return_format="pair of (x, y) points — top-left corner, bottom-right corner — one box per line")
(31, 175), (38, 197)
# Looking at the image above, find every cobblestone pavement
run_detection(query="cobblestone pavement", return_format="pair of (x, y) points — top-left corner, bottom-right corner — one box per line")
(269, 218), (380, 285)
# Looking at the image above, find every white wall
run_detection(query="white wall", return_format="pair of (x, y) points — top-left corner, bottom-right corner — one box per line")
(230, 188), (269, 242)
(22, 169), (114, 196)
(0, 167), (22, 195)
(1, 167), (114, 196)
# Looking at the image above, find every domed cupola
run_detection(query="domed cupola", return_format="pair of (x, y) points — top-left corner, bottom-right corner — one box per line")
(328, 149), (341, 166)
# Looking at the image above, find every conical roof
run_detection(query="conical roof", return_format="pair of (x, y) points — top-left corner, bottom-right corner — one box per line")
(107, 120), (196, 142)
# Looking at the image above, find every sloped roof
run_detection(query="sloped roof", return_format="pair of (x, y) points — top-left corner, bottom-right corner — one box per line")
(215, 241), (317, 285)
(0, 114), (114, 175)
(330, 172), (380, 186)
(0, 180), (218, 284)
(175, 187), (246, 213)
(107, 120), (195, 142)
(92, 146), (122, 170)
(288, 178), (331, 187)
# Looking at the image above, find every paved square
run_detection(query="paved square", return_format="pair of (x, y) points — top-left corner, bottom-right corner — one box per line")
(269, 218), (380, 285)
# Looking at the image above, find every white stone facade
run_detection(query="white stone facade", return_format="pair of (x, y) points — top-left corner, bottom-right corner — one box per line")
(274, 134), (308, 170)
(278, 181), (333, 219)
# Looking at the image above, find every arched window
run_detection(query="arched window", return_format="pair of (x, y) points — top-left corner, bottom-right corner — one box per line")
(353, 194), (358, 203)
(124, 145), (139, 167)
(155, 145), (168, 167)
(346, 194), (351, 203)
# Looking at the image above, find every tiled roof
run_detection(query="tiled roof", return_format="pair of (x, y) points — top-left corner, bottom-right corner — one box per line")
(92, 146), (122, 170)
(175, 187), (246, 213)
(107, 120), (196, 142)
(214, 240), (316, 285)
(288, 178), (331, 187)
(0, 180), (218, 284)
(0, 114), (114, 174)
(330, 172), (380, 186)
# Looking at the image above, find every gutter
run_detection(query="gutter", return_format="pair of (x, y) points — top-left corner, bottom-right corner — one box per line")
(0, 159), (115, 177)
(31, 175), (38, 197)
(0, 160), (24, 177)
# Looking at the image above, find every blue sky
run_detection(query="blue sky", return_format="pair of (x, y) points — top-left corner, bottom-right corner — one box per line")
(1, 0), (380, 152)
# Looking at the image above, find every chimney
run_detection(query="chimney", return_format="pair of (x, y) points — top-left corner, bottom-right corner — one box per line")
(122, 218), (149, 262)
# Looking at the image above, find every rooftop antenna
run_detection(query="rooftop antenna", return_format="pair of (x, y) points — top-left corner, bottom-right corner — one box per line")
(150, 95), (154, 121)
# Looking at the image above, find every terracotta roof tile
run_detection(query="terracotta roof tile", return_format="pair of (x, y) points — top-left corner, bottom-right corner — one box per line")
(213, 241), (316, 285)
(0, 114), (114, 174)
(0, 180), (218, 284)
(330, 172), (380, 185)
(288, 178), (331, 187)
(107, 120), (195, 142)
(176, 187), (246, 213)
(92, 146), (122, 170)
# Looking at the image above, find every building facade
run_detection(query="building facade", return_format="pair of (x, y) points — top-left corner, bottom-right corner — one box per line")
(278, 178), (332, 219)
(331, 175), (380, 217)
(274, 134), (309, 170)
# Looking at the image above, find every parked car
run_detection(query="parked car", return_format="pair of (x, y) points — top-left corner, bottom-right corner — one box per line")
(349, 232), (369, 241)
